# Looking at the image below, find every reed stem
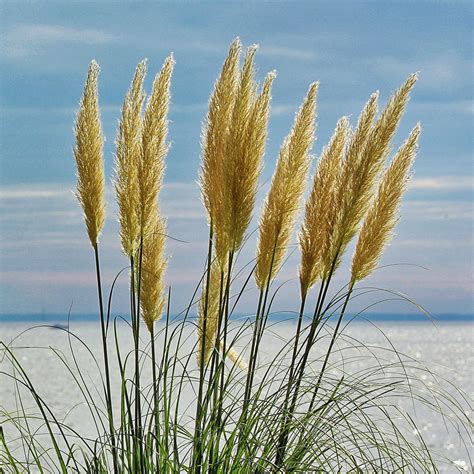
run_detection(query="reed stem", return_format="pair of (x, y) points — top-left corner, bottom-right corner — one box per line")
(93, 243), (118, 474)
(209, 251), (234, 473)
(192, 225), (213, 474)
(150, 325), (159, 470)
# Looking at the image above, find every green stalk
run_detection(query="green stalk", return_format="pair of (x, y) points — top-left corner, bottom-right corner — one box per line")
(114, 319), (133, 470)
(274, 277), (328, 469)
(192, 225), (213, 474)
(239, 288), (264, 426)
(129, 255), (141, 471)
(93, 244), (118, 474)
(274, 251), (343, 469)
(150, 325), (159, 471)
(160, 288), (172, 470)
(135, 236), (144, 470)
(309, 281), (355, 410)
(202, 267), (226, 472)
(237, 239), (278, 453)
(273, 289), (314, 470)
(211, 251), (234, 472)
(291, 282), (355, 462)
(0, 427), (20, 474)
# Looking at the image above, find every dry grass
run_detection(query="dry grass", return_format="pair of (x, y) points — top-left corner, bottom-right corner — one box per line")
(299, 116), (349, 294)
(351, 124), (421, 282)
(73, 60), (106, 247)
(256, 82), (318, 289)
(114, 60), (147, 257)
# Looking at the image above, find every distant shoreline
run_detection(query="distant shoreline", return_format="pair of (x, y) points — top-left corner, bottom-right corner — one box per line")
(0, 313), (472, 323)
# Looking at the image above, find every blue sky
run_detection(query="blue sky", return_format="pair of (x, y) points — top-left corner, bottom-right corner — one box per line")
(0, 1), (472, 317)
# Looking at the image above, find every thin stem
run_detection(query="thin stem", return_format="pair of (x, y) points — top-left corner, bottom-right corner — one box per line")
(192, 225), (213, 474)
(150, 325), (159, 471)
(292, 281), (355, 458)
(93, 243), (118, 474)
(210, 251), (234, 473)
(274, 277), (328, 469)
(310, 281), (355, 410)
(235, 239), (279, 460)
(130, 254), (141, 471)
(239, 289), (264, 430)
(135, 237), (144, 470)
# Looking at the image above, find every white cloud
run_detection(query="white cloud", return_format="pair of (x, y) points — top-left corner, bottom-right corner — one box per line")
(371, 52), (471, 94)
(413, 100), (474, 115)
(405, 200), (473, 221)
(0, 186), (70, 199)
(0, 182), (205, 220)
(3, 24), (117, 58)
(397, 238), (473, 249)
(270, 104), (295, 117)
(410, 176), (473, 191)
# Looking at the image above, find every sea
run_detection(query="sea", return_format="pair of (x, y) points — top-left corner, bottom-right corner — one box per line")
(1, 317), (473, 473)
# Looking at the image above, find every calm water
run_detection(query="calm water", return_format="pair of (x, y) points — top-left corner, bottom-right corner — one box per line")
(1, 321), (473, 472)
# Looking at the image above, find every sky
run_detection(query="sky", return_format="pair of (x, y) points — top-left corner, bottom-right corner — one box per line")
(0, 1), (472, 318)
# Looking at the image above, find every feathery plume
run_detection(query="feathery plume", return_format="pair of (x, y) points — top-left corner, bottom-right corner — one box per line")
(299, 116), (349, 295)
(139, 54), (175, 238)
(220, 49), (275, 261)
(114, 60), (147, 256)
(329, 74), (418, 274)
(74, 60), (106, 247)
(256, 82), (318, 289)
(200, 38), (241, 263)
(197, 260), (228, 366)
(351, 124), (421, 283)
(198, 41), (274, 364)
(324, 92), (379, 270)
(140, 216), (167, 333)
(218, 341), (248, 371)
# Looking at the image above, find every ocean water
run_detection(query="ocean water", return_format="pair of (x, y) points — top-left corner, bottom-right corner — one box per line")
(1, 321), (472, 472)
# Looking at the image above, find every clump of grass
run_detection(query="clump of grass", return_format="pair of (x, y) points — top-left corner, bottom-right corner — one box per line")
(0, 39), (472, 474)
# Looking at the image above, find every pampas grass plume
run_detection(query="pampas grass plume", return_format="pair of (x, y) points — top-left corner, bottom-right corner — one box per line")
(74, 60), (106, 247)
(256, 82), (318, 289)
(200, 38), (241, 263)
(351, 124), (421, 283)
(299, 116), (349, 295)
(140, 216), (168, 333)
(325, 92), (379, 272)
(197, 260), (227, 366)
(222, 51), (275, 258)
(139, 54), (175, 238)
(329, 74), (417, 274)
(218, 341), (248, 371)
(114, 59), (147, 257)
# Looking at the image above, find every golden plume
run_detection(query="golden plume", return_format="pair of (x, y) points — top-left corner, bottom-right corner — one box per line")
(218, 341), (248, 371)
(197, 260), (228, 366)
(74, 60), (106, 247)
(139, 54), (175, 239)
(200, 40), (274, 265)
(256, 82), (318, 289)
(328, 74), (418, 274)
(140, 216), (168, 333)
(200, 39), (241, 263)
(114, 60), (147, 257)
(351, 124), (421, 283)
(299, 116), (349, 295)
(220, 48), (275, 261)
(197, 40), (274, 365)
